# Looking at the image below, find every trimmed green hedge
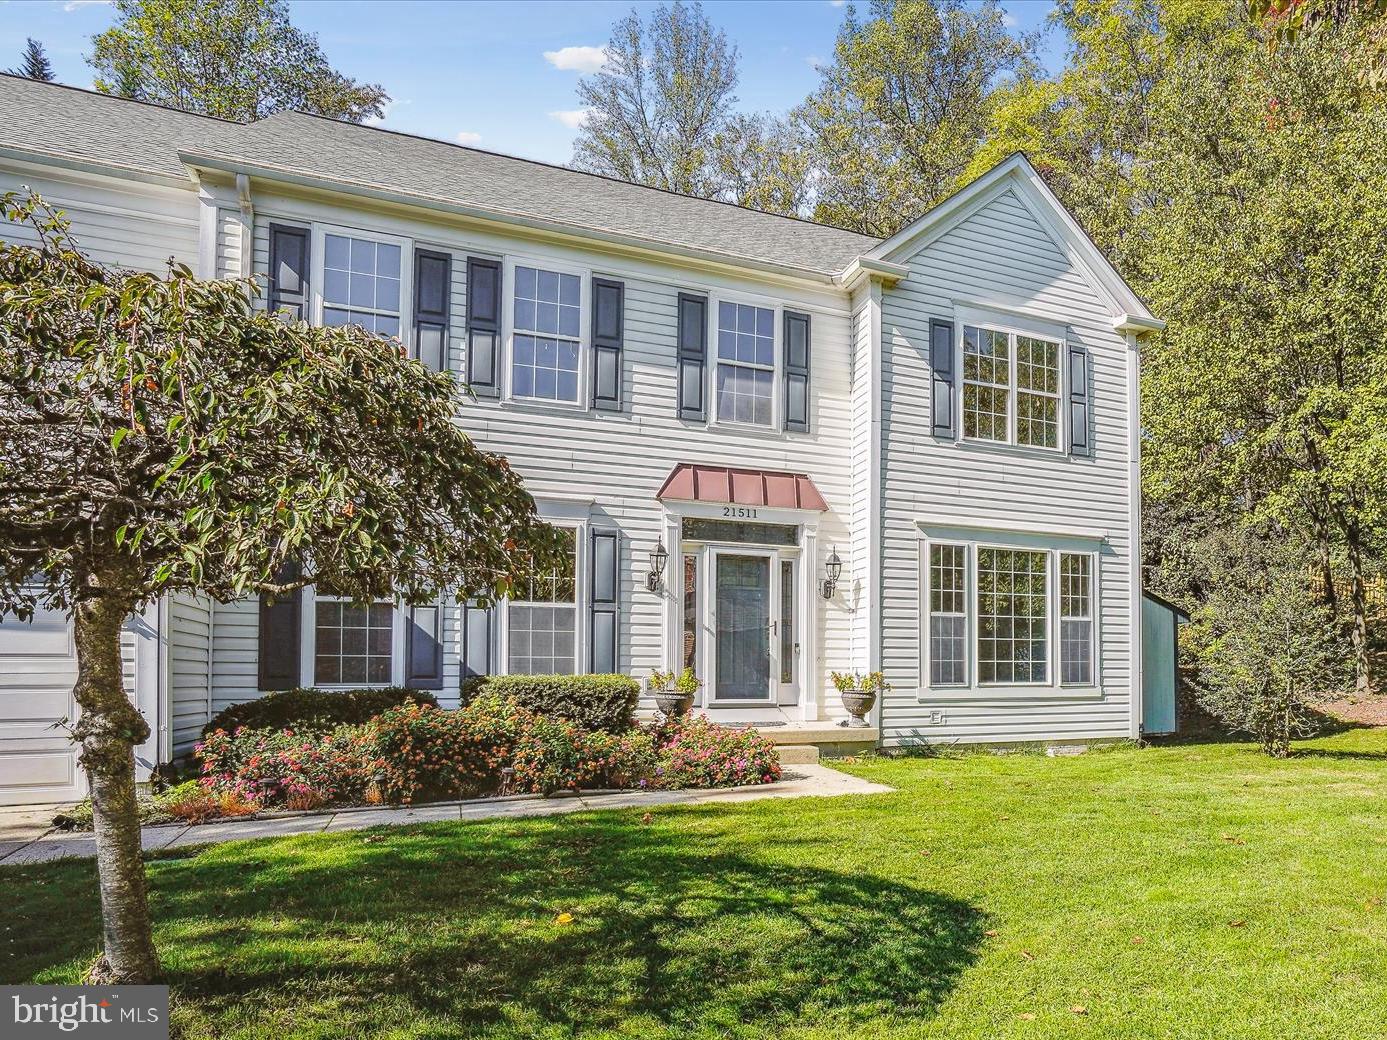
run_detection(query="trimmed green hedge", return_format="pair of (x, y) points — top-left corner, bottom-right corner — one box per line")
(462, 674), (640, 734)
(202, 686), (439, 739)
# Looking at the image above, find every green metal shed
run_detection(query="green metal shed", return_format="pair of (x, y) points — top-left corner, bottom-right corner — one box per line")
(1142, 591), (1190, 737)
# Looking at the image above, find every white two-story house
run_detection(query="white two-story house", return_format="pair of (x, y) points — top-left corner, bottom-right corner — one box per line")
(0, 76), (1163, 804)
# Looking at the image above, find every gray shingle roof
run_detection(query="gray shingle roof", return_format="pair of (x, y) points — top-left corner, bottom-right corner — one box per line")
(0, 73), (234, 180)
(0, 75), (879, 276)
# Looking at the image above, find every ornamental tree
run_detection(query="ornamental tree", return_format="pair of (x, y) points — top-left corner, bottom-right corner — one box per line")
(0, 193), (565, 983)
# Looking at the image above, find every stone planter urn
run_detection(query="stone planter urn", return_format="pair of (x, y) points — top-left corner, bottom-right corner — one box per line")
(839, 689), (876, 728)
(832, 671), (888, 729)
(652, 688), (694, 720)
(649, 668), (699, 721)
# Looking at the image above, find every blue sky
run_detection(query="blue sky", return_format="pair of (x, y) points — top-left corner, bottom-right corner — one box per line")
(5, 0), (1064, 165)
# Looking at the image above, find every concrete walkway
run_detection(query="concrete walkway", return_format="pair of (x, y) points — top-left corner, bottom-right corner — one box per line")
(0, 765), (893, 866)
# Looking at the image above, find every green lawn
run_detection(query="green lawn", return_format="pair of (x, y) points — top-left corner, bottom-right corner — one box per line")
(6, 728), (1387, 1039)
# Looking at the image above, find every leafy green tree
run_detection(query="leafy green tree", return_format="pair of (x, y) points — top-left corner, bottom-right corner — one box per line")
(572, 1), (739, 197)
(0, 193), (563, 983)
(1136, 24), (1387, 691)
(710, 113), (810, 216)
(89, 0), (388, 122)
(796, 0), (1037, 236)
(966, 0), (1247, 257)
(7, 38), (55, 82)
(1186, 529), (1350, 756)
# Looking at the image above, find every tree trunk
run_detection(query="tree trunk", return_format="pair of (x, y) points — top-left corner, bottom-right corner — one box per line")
(1345, 527), (1371, 694)
(71, 579), (160, 984)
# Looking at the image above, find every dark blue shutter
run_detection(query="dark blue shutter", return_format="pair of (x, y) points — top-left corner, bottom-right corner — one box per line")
(268, 225), (309, 319)
(677, 293), (707, 421)
(590, 530), (619, 673)
(783, 310), (811, 433)
(591, 277), (624, 411)
(461, 603), (492, 678)
(465, 257), (501, 395)
(1069, 345), (1091, 456)
(257, 560), (301, 691)
(930, 318), (956, 438)
(404, 603), (444, 690)
(413, 249), (450, 373)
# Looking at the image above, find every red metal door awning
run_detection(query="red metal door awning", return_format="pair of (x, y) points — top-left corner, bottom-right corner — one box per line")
(656, 464), (829, 511)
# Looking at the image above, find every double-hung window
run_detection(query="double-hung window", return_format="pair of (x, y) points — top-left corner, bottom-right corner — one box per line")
(1059, 553), (1095, 685)
(507, 528), (577, 675)
(928, 544), (967, 685)
(314, 598), (394, 686)
(511, 265), (581, 403)
(925, 541), (1099, 689)
(322, 232), (402, 337)
(715, 301), (775, 426)
(962, 324), (1063, 449)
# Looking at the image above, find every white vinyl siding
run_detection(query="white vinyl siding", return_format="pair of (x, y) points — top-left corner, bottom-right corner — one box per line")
(880, 184), (1135, 745)
(224, 194), (858, 720)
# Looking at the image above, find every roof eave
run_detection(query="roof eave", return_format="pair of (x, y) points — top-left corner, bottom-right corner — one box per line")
(1113, 313), (1166, 334)
(178, 151), (850, 289)
(837, 255), (910, 291)
(0, 143), (195, 190)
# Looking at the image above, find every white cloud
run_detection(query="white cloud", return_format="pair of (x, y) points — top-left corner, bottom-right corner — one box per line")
(455, 131), (482, 146)
(828, 1), (846, 7)
(549, 108), (594, 130)
(806, 55), (826, 71)
(62, 0), (112, 10)
(543, 45), (608, 73)
(1001, 10), (1019, 27)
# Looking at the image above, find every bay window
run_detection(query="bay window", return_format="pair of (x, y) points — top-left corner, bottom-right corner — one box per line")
(962, 324), (1063, 450)
(924, 540), (1100, 690)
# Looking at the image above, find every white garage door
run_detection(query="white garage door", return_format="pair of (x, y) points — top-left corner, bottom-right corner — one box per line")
(0, 606), (85, 806)
(0, 605), (161, 807)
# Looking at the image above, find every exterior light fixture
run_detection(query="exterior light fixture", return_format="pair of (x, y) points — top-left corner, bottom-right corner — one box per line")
(647, 540), (669, 593)
(822, 547), (843, 600)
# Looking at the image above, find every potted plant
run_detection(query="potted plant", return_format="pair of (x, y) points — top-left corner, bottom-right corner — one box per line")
(648, 667), (701, 719)
(831, 671), (889, 728)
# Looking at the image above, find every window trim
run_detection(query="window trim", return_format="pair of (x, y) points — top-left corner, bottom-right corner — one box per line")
(954, 310), (1068, 454)
(919, 535), (1103, 695)
(497, 520), (589, 675)
(299, 587), (406, 690)
(708, 292), (782, 431)
(310, 222), (414, 346)
(501, 254), (592, 411)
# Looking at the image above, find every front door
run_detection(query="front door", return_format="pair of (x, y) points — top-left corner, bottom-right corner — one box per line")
(713, 550), (776, 701)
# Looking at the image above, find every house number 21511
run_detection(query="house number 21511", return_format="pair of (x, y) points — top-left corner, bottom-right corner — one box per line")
(723, 506), (758, 519)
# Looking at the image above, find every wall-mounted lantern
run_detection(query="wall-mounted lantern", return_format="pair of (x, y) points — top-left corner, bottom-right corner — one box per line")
(647, 540), (669, 593)
(821, 547), (843, 600)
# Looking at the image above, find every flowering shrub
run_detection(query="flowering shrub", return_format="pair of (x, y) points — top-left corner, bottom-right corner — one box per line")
(652, 715), (781, 789)
(197, 724), (377, 807)
(371, 695), (529, 804)
(510, 718), (658, 794)
(195, 697), (783, 812)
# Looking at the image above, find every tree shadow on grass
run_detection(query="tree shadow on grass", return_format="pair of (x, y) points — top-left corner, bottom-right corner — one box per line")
(4, 809), (985, 1037)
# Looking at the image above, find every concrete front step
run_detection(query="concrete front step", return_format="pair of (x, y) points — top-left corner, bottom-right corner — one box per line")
(758, 726), (876, 759)
(776, 745), (821, 765)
